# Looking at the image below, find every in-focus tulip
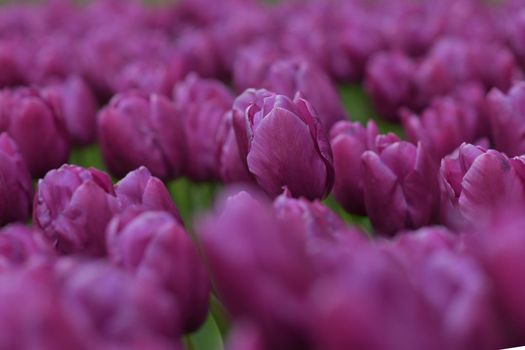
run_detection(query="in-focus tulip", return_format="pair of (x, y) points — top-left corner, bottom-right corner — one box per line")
(261, 58), (347, 130)
(488, 82), (525, 157)
(0, 87), (70, 177)
(33, 164), (119, 256)
(232, 89), (334, 199)
(0, 224), (54, 269)
(114, 166), (182, 224)
(173, 74), (234, 181)
(43, 75), (98, 146)
(106, 210), (209, 333)
(0, 133), (32, 225)
(98, 91), (185, 179)
(330, 120), (399, 215)
(402, 83), (488, 160)
(440, 143), (525, 229)
(361, 141), (439, 235)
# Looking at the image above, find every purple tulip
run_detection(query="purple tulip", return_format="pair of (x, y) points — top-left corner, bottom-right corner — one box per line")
(0, 39), (27, 87)
(0, 224), (55, 270)
(361, 141), (439, 235)
(176, 29), (223, 79)
(330, 120), (400, 215)
(260, 59), (347, 130)
(173, 74), (234, 181)
(215, 108), (253, 184)
(232, 43), (282, 93)
(488, 82), (525, 157)
(0, 87), (70, 177)
(98, 91), (185, 179)
(440, 143), (525, 229)
(114, 167), (182, 224)
(106, 210), (209, 333)
(402, 83), (488, 160)
(33, 164), (119, 256)
(232, 89), (334, 199)
(225, 323), (265, 350)
(364, 51), (416, 121)
(55, 259), (180, 342)
(0, 133), (32, 225)
(43, 75), (98, 146)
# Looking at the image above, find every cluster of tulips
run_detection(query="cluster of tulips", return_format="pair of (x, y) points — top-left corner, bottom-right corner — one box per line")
(2, 0), (525, 349)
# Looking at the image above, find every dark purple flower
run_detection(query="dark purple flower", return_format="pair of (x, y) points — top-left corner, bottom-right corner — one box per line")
(488, 82), (525, 157)
(98, 91), (185, 179)
(232, 89), (334, 199)
(440, 143), (525, 229)
(106, 210), (209, 333)
(114, 166), (182, 224)
(225, 322), (265, 350)
(260, 59), (347, 130)
(43, 75), (98, 146)
(0, 133), (32, 225)
(330, 120), (399, 215)
(361, 141), (439, 235)
(33, 164), (119, 256)
(0, 87), (70, 177)
(173, 74), (234, 181)
(0, 224), (54, 269)
(402, 83), (488, 160)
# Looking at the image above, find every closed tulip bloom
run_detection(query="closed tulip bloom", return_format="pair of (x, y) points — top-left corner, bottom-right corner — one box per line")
(33, 164), (119, 256)
(0, 225), (55, 269)
(106, 210), (209, 333)
(364, 51), (416, 121)
(261, 59), (347, 130)
(330, 120), (399, 215)
(114, 167), (182, 224)
(0, 87), (70, 177)
(402, 83), (488, 160)
(362, 141), (439, 235)
(173, 74), (234, 181)
(232, 89), (334, 199)
(440, 143), (525, 229)
(488, 82), (525, 157)
(43, 75), (98, 146)
(0, 133), (32, 225)
(98, 91), (185, 179)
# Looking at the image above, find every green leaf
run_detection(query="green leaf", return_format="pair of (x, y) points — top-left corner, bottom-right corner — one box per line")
(185, 312), (224, 350)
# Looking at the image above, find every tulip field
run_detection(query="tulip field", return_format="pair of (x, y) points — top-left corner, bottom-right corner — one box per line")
(2, 0), (525, 349)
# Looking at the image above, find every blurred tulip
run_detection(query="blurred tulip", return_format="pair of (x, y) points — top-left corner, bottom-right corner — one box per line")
(0, 87), (70, 177)
(232, 43), (281, 93)
(0, 224), (54, 269)
(33, 164), (119, 256)
(488, 82), (525, 157)
(98, 91), (185, 179)
(362, 141), (439, 235)
(106, 210), (209, 333)
(114, 167), (182, 224)
(43, 75), (98, 146)
(0, 133), (32, 225)
(232, 89), (334, 199)
(173, 74), (234, 181)
(330, 120), (399, 215)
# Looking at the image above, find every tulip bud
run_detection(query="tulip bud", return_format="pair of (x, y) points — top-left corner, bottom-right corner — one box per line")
(0, 225), (55, 269)
(361, 141), (439, 235)
(43, 75), (98, 146)
(56, 259), (180, 341)
(364, 51), (416, 121)
(115, 167), (182, 224)
(488, 82), (525, 157)
(402, 83), (488, 160)
(33, 164), (119, 256)
(106, 210), (209, 333)
(0, 87), (70, 177)
(173, 74), (234, 181)
(232, 89), (334, 199)
(440, 144), (525, 229)
(330, 120), (400, 215)
(0, 133), (32, 225)
(98, 91), (185, 179)
(261, 59), (347, 130)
